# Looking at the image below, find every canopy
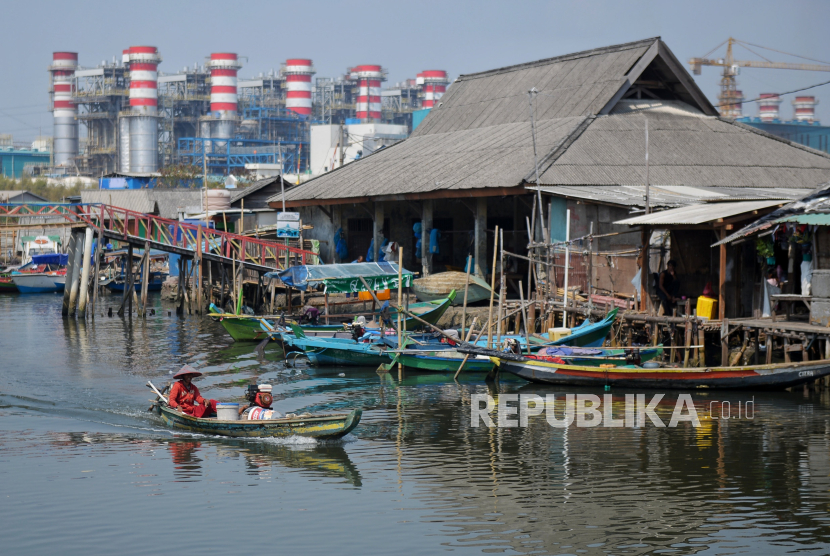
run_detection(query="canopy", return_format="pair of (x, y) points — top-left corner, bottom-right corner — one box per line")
(31, 253), (68, 266)
(266, 262), (414, 293)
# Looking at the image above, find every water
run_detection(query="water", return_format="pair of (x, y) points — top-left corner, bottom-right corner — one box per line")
(2, 294), (830, 555)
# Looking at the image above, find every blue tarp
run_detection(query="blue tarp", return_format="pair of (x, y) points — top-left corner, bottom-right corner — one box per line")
(32, 253), (68, 266)
(266, 262), (414, 293)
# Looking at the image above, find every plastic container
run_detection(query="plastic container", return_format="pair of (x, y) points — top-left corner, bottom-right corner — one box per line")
(248, 407), (283, 420)
(697, 296), (718, 320)
(547, 327), (571, 342)
(358, 289), (391, 302)
(216, 403), (239, 421)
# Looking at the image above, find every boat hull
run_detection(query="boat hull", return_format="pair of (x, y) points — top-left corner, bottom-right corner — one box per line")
(0, 277), (18, 293)
(494, 357), (830, 390)
(158, 405), (361, 438)
(11, 273), (66, 294)
(397, 351), (495, 373)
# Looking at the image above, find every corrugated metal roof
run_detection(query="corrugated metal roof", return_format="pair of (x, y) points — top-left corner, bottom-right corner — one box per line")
(615, 200), (785, 226)
(538, 101), (830, 188)
(715, 181), (830, 245)
(81, 189), (202, 219)
(230, 177), (278, 203)
(274, 38), (830, 206)
(539, 184), (811, 209)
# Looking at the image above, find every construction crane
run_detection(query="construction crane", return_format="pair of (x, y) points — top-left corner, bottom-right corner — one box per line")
(689, 37), (830, 118)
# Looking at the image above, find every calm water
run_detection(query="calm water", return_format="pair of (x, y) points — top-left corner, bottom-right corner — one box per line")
(2, 294), (830, 555)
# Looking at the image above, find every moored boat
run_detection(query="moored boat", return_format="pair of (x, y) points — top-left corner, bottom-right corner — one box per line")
(10, 253), (68, 294)
(0, 274), (18, 293)
(491, 355), (830, 390)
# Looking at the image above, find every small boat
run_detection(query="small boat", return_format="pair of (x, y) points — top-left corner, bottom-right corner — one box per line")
(208, 290), (456, 342)
(412, 271), (495, 305)
(393, 349), (496, 373)
(105, 271), (167, 293)
(149, 381), (361, 438)
(468, 308), (618, 350)
(0, 274), (18, 293)
(155, 403), (362, 438)
(284, 330), (391, 367)
(10, 254), (68, 294)
(491, 355), (830, 390)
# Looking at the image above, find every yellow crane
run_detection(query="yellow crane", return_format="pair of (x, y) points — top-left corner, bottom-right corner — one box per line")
(689, 37), (830, 118)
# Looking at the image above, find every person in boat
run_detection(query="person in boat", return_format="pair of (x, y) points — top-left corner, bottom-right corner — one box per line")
(656, 260), (681, 315)
(300, 305), (320, 325)
(351, 255), (365, 264)
(168, 365), (217, 418)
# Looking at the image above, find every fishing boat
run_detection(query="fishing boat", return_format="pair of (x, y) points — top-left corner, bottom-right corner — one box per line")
(472, 308), (619, 350)
(283, 327), (392, 367)
(208, 292), (456, 342)
(412, 271), (495, 305)
(10, 253), (68, 294)
(490, 355), (830, 390)
(155, 403), (362, 438)
(106, 271), (167, 293)
(148, 380), (361, 438)
(392, 349), (496, 373)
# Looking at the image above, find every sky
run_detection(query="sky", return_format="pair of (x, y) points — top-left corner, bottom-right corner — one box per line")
(2, 0), (829, 143)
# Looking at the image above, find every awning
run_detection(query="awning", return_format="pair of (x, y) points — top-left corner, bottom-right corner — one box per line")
(31, 253), (68, 266)
(615, 200), (784, 226)
(265, 262), (414, 293)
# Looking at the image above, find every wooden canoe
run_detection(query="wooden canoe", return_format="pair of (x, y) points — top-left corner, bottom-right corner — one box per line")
(492, 356), (830, 390)
(155, 403), (362, 439)
(412, 271), (495, 305)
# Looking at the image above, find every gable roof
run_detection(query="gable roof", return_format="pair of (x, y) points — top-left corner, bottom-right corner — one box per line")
(274, 38), (830, 207)
(0, 190), (49, 203)
(81, 189), (203, 219)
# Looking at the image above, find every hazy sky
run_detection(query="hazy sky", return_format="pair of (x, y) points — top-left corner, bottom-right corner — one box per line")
(2, 0), (829, 142)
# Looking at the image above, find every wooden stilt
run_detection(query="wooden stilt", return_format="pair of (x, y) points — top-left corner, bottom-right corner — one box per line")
(140, 241), (151, 316)
(61, 232), (79, 316)
(195, 226), (203, 315)
(117, 244), (134, 317)
(720, 318), (729, 365)
(766, 330), (773, 364)
(486, 226), (499, 349)
(77, 227), (94, 317)
(269, 278), (276, 314)
(67, 231), (85, 315)
(90, 207), (104, 317)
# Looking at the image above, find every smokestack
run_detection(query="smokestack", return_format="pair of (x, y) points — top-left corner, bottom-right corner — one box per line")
(758, 93), (782, 122)
(352, 65), (384, 121)
(418, 70), (449, 109)
(49, 52), (79, 167)
(127, 46), (161, 173)
(792, 96), (818, 123)
(207, 53), (243, 139)
(283, 59), (315, 116)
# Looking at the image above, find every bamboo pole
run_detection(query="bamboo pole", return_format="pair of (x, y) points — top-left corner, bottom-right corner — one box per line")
(518, 281), (531, 355)
(486, 225), (499, 349)
(453, 317), (479, 380)
(562, 209), (571, 327)
(496, 228), (505, 349)
(90, 206), (104, 317)
(461, 254), (471, 336)
(397, 247), (404, 380)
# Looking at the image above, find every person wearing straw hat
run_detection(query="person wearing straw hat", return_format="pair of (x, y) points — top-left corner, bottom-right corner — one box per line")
(168, 365), (217, 418)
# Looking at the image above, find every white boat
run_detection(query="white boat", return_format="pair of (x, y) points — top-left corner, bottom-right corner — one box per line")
(11, 272), (66, 294)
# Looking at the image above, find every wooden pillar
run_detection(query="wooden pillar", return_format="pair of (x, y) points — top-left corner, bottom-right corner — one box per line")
(195, 225), (203, 315)
(67, 231), (86, 316)
(77, 227), (95, 317)
(118, 244), (134, 317)
(765, 330), (773, 364)
(61, 232), (79, 316)
(219, 264), (227, 311)
(639, 226), (650, 313)
(269, 278), (276, 314)
(421, 199), (433, 276)
(90, 209), (104, 317)
(719, 227), (727, 321)
(176, 256), (185, 316)
(721, 318), (729, 366)
(474, 197), (487, 279)
(373, 201), (384, 264)
(139, 242), (151, 315)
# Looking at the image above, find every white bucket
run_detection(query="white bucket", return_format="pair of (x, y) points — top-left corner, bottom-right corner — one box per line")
(216, 403), (239, 421)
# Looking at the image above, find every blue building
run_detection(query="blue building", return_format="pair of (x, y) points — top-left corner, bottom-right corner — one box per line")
(738, 119), (830, 154)
(0, 147), (51, 178)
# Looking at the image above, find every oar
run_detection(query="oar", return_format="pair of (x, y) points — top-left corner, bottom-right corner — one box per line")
(146, 381), (169, 411)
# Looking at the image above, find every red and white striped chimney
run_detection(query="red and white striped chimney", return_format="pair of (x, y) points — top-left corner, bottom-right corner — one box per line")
(208, 53), (242, 116)
(49, 52), (79, 167)
(352, 65), (384, 120)
(128, 46), (161, 115)
(418, 70), (449, 109)
(758, 93), (782, 122)
(792, 96), (818, 123)
(283, 59), (315, 116)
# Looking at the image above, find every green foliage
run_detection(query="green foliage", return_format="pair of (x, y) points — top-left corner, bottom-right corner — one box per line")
(755, 238), (775, 258)
(0, 175), (93, 202)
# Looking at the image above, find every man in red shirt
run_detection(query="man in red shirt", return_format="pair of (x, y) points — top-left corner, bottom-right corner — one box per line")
(168, 365), (217, 418)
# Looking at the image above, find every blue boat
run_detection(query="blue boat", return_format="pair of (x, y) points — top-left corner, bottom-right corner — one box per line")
(280, 325), (392, 367)
(472, 308), (618, 350)
(105, 271), (167, 292)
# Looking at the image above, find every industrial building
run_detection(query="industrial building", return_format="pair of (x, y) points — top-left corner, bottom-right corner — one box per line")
(43, 48), (449, 181)
(736, 94), (830, 153)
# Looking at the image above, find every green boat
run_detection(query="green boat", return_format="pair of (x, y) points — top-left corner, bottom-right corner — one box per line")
(209, 291), (456, 342)
(394, 350), (495, 373)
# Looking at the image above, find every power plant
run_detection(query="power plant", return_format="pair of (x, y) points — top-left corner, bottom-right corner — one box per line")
(45, 48), (449, 179)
